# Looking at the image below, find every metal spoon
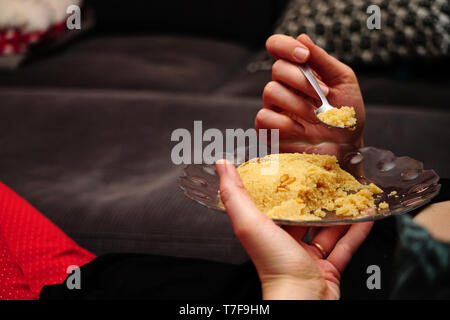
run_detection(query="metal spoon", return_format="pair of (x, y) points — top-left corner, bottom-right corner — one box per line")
(298, 63), (354, 129)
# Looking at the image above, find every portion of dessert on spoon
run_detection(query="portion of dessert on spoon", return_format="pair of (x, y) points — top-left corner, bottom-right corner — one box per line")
(298, 63), (357, 129)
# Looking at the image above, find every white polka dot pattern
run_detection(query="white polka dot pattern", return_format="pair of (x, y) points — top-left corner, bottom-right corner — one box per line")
(0, 182), (95, 300)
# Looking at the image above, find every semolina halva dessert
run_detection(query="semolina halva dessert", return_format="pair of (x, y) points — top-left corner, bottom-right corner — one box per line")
(378, 201), (389, 209)
(317, 106), (357, 128)
(219, 153), (386, 221)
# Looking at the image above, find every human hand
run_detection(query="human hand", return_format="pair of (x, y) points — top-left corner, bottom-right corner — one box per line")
(255, 34), (365, 161)
(216, 159), (373, 300)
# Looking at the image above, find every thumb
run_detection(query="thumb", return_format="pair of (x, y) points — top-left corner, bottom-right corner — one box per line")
(297, 34), (356, 84)
(215, 159), (316, 280)
(215, 159), (269, 230)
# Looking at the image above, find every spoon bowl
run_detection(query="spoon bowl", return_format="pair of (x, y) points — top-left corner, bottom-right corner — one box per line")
(298, 63), (355, 129)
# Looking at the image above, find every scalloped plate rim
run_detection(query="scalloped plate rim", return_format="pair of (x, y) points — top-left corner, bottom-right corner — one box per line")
(178, 146), (441, 226)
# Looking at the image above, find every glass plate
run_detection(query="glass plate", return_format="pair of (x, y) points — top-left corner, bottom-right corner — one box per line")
(178, 147), (441, 226)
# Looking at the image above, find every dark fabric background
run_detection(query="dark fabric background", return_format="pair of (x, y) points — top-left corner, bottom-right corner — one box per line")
(88, 0), (290, 46)
(0, 2), (448, 274)
(40, 180), (450, 300)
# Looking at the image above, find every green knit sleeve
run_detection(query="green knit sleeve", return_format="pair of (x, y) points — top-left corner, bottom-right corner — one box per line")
(390, 215), (450, 299)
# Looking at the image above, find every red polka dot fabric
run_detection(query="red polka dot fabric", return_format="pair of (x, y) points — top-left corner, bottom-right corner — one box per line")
(0, 182), (95, 300)
(0, 21), (65, 55)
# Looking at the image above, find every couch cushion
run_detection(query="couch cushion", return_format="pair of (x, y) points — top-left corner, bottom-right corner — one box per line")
(90, 0), (290, 46)
(0, 88), (263, 263)
(364, 105), (450, 180)
(3, 33), (448, 111)
(216, 67), (450, 110)
(0, 35), (253, 93)
(0, 88), (448, 263)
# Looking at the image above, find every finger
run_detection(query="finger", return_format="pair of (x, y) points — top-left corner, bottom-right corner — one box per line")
(272, 59), (329, 99)
(297, 34), (356, 84)
(263, 81), (319, 124)
(216, 159), (310, 272)
(266, 34), (310, 63)
(277, 141), (357, 165)
(277, 141), (315, 154)
(309, 227), (320, 239)
(327, 221), (374, 273)
(276, 140), (341, 156)
(255, 108), (306, 140)
(216, 159), (268, 229)
(284, 226), (309, 243)
(311, 225), (350, 259)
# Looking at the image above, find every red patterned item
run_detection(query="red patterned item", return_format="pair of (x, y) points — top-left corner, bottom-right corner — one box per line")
(0, 182), (95, 300)
(0, 20), (66, 55)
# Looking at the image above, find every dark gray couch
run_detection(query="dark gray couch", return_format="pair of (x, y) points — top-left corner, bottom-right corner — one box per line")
(0, 2), (449, 265)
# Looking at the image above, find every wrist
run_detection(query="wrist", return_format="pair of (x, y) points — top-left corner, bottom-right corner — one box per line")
(262, 278), (333, 300)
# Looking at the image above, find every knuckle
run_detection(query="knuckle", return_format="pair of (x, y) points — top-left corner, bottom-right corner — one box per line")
(262, 81), (278, 101)
(220, 181), (246, 205)
(219, 185), (232, 204)
(343, 66), (357, 81)
(234, 216), (267, 241)
(271, 59), (285, 79)
(265, 34), (280, 51)
(255, 108), (268, 124)
(233, 223), (253, 241)
(235, 180), (247, 193)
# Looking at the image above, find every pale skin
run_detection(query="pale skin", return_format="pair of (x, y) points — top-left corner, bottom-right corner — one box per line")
(216, 161), (449, 300)
(256, 34), (365, 161)
(215, 34), (373, 300)
(216, 158), (373, 300)
(216, 34), (449, 300)
(413, 201), (450, 243)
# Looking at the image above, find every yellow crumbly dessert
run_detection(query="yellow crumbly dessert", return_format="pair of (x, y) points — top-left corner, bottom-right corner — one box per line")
(218, 153), (384, 221)
(317, 106), (357, 127)
(388, 191), (398, 197)
(378, 201), (389, 209)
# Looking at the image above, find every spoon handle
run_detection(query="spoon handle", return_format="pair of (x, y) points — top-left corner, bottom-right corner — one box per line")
(298, 63), (329, 107)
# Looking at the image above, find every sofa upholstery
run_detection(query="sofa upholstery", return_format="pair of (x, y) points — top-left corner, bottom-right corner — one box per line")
(0, 3), (449, 264)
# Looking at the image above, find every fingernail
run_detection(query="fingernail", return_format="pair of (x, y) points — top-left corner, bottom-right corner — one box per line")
(320, 84), (329, 95)
(293, 46), (309, 62)
(216, 159), (228, 175)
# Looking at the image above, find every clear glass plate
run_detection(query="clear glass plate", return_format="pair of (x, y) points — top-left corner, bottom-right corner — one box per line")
(178, 147), (441, 226)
